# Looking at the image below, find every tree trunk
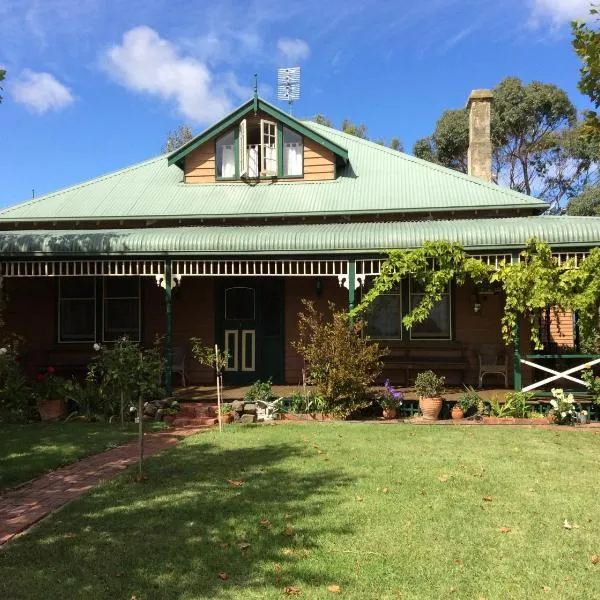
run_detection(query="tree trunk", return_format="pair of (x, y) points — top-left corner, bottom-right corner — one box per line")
(120, 389), (125, 428)
(138, 393), (144, 481)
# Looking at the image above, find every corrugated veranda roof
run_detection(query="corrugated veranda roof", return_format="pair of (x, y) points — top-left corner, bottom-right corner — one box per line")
(0, 118), (547, 224)
(0, 217), (597, 256)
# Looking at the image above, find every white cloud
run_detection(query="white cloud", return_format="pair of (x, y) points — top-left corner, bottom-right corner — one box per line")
(102, 26), (245, 125)
(277, 37), (310, 63)
(10, 69), (74, 113)
(530, 0), (592, 26)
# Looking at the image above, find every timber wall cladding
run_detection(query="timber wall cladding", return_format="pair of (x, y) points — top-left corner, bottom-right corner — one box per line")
(184, 112), (336, 183)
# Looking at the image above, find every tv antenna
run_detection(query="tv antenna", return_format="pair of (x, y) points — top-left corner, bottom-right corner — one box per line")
(277, 67), (300, 114)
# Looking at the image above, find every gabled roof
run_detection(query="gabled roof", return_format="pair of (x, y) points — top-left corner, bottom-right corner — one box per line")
(167, 96), (349, 168)
(0, 217), (596, 256)
(0, 117), (548, 225)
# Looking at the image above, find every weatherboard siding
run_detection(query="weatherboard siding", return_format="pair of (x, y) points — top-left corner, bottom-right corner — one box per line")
(184, 141), (216, 183)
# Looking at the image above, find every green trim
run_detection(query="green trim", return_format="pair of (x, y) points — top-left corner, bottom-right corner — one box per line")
(234, 127), (240, 179)
(167, 97), (348, 168)
(165, 261), (173, 396)
(277, 124), (284, 178)
(348, 259), (356, 312)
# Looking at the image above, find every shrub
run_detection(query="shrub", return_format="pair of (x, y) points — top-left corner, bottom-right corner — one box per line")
(414, 370), (445, 398)
(376, 379), (404, 410)
(244, 379), (274, 404)
(458, 385), (480, 414)
(0, 337), (32, 423)
(64, 378), (106, 420)
(582, 369), (600, 404)
(503, 391), (535, 418)
(292, 300), (385, 417)
(550, 388), (578, 425)
(34, 367), (68, 402)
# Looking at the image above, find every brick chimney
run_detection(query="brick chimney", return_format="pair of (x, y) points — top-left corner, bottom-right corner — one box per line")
(466, 89), (493, 182)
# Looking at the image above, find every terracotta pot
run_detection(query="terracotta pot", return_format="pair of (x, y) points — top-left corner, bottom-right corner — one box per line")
(451, 406), (464, 420)
(38, 398), (66, 422)
(221, 413), (234, 424)
(419, 396), (443, 421)
(382, 407), (397, 420)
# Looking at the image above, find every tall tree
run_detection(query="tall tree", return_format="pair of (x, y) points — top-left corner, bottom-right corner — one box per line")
(341, 119), (368, 139)
(162, 124), (193, 153)
(314, 113), (333, 127)
(0, 69), (5, 104)
(312, 115), (403, 151)
(413, 77), (596, 211)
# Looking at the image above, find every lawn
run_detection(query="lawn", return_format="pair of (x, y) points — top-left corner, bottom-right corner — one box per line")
(1, 423), (600, 599)
(0, 423), (138, 490)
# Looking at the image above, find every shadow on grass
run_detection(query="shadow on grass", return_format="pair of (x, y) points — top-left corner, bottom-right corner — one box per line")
(0, 431), (354, 599)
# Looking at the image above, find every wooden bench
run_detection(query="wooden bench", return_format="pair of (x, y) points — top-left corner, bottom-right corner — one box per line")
(379, 343), (469, 386)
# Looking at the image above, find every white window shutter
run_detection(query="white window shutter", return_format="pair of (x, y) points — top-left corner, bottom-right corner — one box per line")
(239, 119), (247, 177)
(260, 119), (278, 175)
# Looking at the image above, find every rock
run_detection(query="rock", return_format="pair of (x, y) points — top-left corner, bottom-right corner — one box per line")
(142, 414), (154, 422)
(157, 399), (169, 409)
(231, 400), (245, 413)
(233, 411), (242, 422)
(244, 403), (257, 414)
(144, 403), (158, 417)
(239, 414), (256, 424)
(170, 400), (180, 409)
(155, 408), (165, 421)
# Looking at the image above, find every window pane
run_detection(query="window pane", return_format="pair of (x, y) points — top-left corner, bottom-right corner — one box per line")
(411, 294), (450, 339)
(104, 277), (139, 297)
(225, 287), (255, 320)
(283, 127), (303, 176)
(216, 131), (235, 178)
(366, 295), (402, 339)
(104, 299), (139, 341)
(60, 299), (95, 341)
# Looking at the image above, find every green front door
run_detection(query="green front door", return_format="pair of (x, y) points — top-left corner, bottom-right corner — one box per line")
(217, 278), (284, 385)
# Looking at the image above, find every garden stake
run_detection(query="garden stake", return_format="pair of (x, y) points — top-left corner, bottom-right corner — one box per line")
(215, 344), (222, 433)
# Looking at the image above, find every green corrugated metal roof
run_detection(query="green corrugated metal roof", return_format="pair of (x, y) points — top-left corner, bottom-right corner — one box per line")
(0, 217), (597, 256)
(0, 117), (547, 224)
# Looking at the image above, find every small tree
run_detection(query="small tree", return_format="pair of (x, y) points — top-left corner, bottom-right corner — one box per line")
(292, 300), (385, 416)
(162, 124), (194, 153)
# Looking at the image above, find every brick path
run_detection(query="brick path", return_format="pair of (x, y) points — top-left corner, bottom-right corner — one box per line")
(0, 426), (205, 547)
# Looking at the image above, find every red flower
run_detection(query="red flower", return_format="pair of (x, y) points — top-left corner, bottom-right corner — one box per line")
(46, 366), (55, 374)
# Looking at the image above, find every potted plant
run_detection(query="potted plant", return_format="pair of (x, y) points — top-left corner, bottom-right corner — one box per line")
(415, 370), (445, 421)
(218, 403), (235, 424)
(377, 379), (404, 419)
(35, 367), (68, 421)
(453, 385), (479, 420)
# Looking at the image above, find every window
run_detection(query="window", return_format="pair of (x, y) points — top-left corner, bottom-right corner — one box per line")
(58, 277), (141, 343)
(261, 119), (277, 175)
(283, 127), (303, 176)
(103, 278), (141, 342)
(58, 279), (96, 342)
(363, 277), (402, 340)
(409, 280), (451, 340)
(216, 131), (235, 178)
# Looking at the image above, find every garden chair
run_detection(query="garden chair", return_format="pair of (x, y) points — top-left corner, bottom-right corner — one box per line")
(256, 398), (283, 421)
(477, 344), (508, 388)
(171, 347), (187, 387)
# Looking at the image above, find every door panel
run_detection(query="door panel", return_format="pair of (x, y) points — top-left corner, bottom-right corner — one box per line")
(241, 330), (256, 372)
(224, 329), (239, 371)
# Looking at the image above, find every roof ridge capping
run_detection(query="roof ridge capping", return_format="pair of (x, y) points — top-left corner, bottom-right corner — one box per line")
(167, 96), (349, 168)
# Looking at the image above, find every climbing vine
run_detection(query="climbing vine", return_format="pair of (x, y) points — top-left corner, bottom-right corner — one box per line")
(352, 239), (600, 352)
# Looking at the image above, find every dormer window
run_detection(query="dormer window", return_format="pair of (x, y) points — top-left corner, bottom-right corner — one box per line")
(216, 131), (236, 179)
(283, 127), (303, 177)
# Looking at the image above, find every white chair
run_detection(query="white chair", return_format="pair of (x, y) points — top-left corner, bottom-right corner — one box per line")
(256, 398), (282, 421)
(172, 347), (187, 387)
(477, 344), (508, 388)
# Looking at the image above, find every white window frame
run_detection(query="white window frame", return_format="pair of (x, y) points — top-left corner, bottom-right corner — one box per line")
(241, 330), (256, 372)
(409, 279), (452, 341)
(216, 130), (236, 179)
(282, 126), (303, 177)
(224, 330), (239, 371)
(58, 278), (97, 343)
(260, 119), (278, 175)
(239, 119), (248, 177)
(102, 277), (141, 343)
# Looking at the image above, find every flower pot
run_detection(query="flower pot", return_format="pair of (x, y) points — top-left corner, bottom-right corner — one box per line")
(221, 413), (234, 424)
(419, 396), (443, 421)
(451, 406), (464, 420)
(382, 407), (397, 419)
(38, 398), (66, 422)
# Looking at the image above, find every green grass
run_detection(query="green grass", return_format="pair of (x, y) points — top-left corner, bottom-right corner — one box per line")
(1, 423), (600, 599)
(0, 423), (139, 490)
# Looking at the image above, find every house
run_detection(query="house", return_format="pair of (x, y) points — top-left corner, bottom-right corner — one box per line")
(0, 90), (598, 393)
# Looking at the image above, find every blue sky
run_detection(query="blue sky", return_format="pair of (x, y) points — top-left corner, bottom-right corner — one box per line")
(0, 0), (594, 208)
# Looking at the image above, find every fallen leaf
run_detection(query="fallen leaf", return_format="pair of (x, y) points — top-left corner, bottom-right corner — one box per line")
(316, 449), (324, 455)
(327, 584), (341, 593)
(382, 488), (389, 494)
(218, 571), (229, 580)
(542, 586), (551, 593)
(283, 525), (295, 537)
(219, 542), (230, 549)
(453, 559), (463, 566)
(564, 519), (573, 530)
(419, 489), (426, 495)
(274, 563), (283, 572)
(226, 479), (244, 487)
(482, 495), (492, 502)
(356, 496), (364, 502)
(284, 586), (302, 595)
(239, 542), (250, 552)
(438, 474), (449, 482)
(592, 554), (599, 565)
(260, 517), (272, 528)
(499, 526), (511, 534)
(282, 548), (294, 556)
